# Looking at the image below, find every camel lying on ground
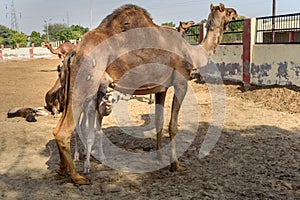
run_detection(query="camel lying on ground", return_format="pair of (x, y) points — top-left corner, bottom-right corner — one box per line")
(42, 41), (75, 60)
(53, 3), (237, 184)
(7, 107), (48, 122)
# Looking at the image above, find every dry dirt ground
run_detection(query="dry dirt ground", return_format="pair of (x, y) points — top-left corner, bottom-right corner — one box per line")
(0, 58), (299, 199)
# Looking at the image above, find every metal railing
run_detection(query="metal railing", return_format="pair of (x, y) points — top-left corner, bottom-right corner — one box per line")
(184, 24), (200, 45)
(256, 13), (300, 44)
(184, 20), (244, 45)
(221, 19), (244, 45)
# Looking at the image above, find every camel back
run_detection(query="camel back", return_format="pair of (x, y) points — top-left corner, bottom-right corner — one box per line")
(96, 4), (157, 34)
(70, 4), (195, 94)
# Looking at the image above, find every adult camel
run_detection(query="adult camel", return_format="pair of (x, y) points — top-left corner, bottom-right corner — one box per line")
(42, 41), (75, 60)
(53, 3), (237, 184)
(138, 20), (195, 104)
(177, 20), (195, 35)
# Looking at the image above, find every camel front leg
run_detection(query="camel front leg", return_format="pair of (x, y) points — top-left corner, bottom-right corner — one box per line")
(155, 92), (166, 160)
(169, 82), (187, 172)
(73, 131), (80, 162)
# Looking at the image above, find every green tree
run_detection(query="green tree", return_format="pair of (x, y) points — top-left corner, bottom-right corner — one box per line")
(161, 22), (175, 27)
(199, 19), (207, 24)
(43, 23), (68, 41)
(10, 32), (28, 47)
(228, 16), (245, 31)
(0, 25), (13, 47)
(56, 25), (89, 41)
(30, 31), (42, 47)
(69, 25), (89, 35)
(222, 16), (245, 43)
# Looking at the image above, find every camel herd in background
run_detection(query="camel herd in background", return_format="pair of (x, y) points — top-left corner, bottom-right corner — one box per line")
(7, 3), (238, 185)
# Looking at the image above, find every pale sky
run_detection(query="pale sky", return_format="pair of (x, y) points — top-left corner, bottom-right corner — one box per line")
(1, 0), (300, 34)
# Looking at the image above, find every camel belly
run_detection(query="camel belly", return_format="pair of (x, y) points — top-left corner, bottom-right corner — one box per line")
(112, 83), (168, 95)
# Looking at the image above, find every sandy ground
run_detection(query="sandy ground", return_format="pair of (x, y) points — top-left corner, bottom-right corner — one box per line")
(0, 58), (299, 199)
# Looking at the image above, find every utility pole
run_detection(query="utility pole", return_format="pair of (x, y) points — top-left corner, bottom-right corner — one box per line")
(272, 0), (276, 17)
(272, 0), (276, 42)
(6, 0), (19, 31)
(44, 18), (52, 41)
(90, 0), (93, 29)
(66, 12), (70, 27)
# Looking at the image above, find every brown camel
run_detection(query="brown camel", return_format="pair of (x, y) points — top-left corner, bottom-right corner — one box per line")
(53, 3), (237, 184)
(42, 41), (75, 60)
(140, 20), (195, 104)
(177, 20), (195, 35)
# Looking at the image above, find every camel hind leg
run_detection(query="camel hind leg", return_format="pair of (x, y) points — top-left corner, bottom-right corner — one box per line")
(53, 109), (90, 185)
(155, 92), (166, 160)
(169, 80), (187, 172)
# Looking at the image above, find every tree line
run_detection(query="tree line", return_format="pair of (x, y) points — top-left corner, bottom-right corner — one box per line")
(0, 23), (89, 48)
(0, 16), (244, 48)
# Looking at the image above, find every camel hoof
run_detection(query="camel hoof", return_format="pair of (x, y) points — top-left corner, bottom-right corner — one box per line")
(148, 100), (154, 104)
(72, 174), (91, 185)
(170, 162), (186, 172)
(73, 152), (80, 162)
(56, 167), (68, 176)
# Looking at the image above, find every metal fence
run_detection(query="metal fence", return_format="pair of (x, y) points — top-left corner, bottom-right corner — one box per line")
(256, 13), (300, 44)
(184, 20), (244, 45)
(184, 24), (200, 45)
(221, 19), (244, 45)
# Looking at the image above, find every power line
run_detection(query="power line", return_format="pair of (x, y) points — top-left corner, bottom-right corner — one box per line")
(5, 0), (20, 31)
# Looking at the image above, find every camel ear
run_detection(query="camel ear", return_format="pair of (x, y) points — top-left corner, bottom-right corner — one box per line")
(210, 4), (214, 11)
(219, 3), (225, 12)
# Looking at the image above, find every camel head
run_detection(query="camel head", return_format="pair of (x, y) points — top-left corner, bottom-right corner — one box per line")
(206, 3), (238, 31)
(178, 21), (195, 33)
(41, 41), (51, 48)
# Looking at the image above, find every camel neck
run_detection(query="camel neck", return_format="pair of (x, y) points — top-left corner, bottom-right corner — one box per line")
(177, 27), (185, 36)
(200, 27), (224, 56)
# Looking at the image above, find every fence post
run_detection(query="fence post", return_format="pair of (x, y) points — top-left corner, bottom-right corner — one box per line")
(289, 31), (295, 42)
(242, 18), (256, 91)
(241, 18), (253, 90)
(198, 24), (204, 44)
(29, 43), (34, 58)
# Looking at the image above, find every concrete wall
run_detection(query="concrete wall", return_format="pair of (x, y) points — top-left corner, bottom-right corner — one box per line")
(211, 45), (243, 82)
(205, 17), (300, 87)
(251, 44), (300, 86)
(0, 47), (56, 60)
(209, 44), (300, 87)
